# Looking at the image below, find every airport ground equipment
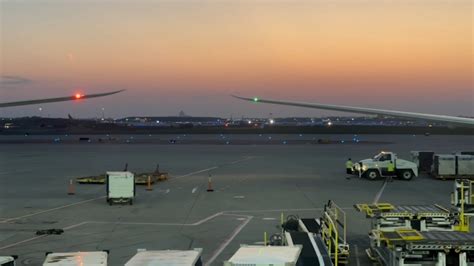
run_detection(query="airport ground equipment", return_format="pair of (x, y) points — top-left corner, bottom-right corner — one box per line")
(282, 201), (349, 265)
(0, 256), (16, 266)
(76, 164), (169, 185)
(43, 251), (108, 266)
(432, 154), (457, 179)
(410, 151), (434, 174)
(451, 179), (474, 232)
(352, 151), (418, 180)
(431, 154), (474, 180)
(457, 155), (474, 177)
(367, 229), (474, 265)
(76, 174), (106, 184)
(355, 179), (474, 265)
(354, 203), (454, 231)
(125, 248), (203, 266)
(106, 171), (135, 205)
(224, 245), (302, 266)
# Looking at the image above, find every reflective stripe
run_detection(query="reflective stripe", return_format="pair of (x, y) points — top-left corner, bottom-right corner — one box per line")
(346, 161), (353, 168)
(387, 163), (395, 172)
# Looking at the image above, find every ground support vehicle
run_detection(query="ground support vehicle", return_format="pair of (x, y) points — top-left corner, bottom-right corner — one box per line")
(0, 256), (16, 266)
(355, 179), (474, 265)
(106, 171), (135, 205)
(43, 251), (108, 266)
(224, 245), (302, 266)
(280, 201), (349, 265)
(352, 152), (418, 181)
(125, 249), (203, 266)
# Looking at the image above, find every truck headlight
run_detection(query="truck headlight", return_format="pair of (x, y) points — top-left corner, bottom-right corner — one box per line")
(362, 165), (368, 171)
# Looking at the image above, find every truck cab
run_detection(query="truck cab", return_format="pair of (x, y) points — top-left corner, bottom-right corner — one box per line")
(354, 151), (418, 180)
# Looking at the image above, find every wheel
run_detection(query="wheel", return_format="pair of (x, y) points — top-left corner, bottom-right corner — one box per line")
(399, 170), (414, 181)
(129, 199), (133, 205)
(365, 170), (380, 180)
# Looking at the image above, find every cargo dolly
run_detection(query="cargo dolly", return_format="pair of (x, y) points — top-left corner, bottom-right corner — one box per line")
(355, 179), (474, 265)
(367, 229), (474, 265)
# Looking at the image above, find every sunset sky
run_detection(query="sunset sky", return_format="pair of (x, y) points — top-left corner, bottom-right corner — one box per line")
(0, 0), (472, 118)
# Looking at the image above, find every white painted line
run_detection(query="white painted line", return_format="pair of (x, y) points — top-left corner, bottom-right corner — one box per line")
(233, 195), (245, 199)
(63, 221), (89, 230)
(172, 156), (254, 181)
(373, 180), (388, 204)
(229, 156), (254, 164)
(205, 215), (253, 266)
(0, 235), (46, 250)
(354, 245), (361, 266)
(226, 207), (327, 213)
(173, 167), (218, 180)
(262, 217), (276, 220)
(192, 187), (198, 193)
(0, 196), (106, 223)
(0, 169), (33, 175)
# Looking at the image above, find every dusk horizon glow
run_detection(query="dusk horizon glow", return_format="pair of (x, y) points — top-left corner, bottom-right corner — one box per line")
(1, 0), (472, 118)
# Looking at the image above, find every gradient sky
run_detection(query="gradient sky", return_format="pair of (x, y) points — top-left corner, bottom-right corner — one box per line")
(0, 0), (472, 118)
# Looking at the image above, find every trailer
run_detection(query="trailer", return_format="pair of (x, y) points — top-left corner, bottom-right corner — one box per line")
(106, 171), (135, 205)
(43, 251), (108, 266)
(457, 155), (474, 177)
(0, 256), (16, 266)
(432, 154), (457, 179)
(410, 151), (434, 174)
(224, 245), (302, 266)
(125, 249), (203, 266)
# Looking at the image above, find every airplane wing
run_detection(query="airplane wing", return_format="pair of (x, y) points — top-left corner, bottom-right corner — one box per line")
(232, 95), (474, 127)
(0, 90), (124, 108)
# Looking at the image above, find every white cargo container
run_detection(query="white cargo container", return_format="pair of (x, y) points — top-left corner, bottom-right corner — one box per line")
(0, 256), (16, 266)
(432, 154), (456, 177)
(125, 248), (203, 266)
(43, 251), (108, 266)
(106, 171), (135, 205)
(457, 155), (474, 176)
(224, 245), (302, 266)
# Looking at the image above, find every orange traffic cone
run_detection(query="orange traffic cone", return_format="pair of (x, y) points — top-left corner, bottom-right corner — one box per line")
(67, 179), (75, 195)
(207, 177), (214, 192)
(146, 176), (153, 191)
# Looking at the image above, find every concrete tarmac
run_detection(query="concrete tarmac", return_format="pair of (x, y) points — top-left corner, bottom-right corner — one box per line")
(0, 134), (472, 265)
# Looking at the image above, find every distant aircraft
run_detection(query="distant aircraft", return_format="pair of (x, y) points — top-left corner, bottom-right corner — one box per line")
(232, 95), (474, 127)
(0, 90), (124, 108)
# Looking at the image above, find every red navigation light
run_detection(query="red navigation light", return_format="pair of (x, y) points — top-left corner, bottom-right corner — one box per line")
(75, 93), (82, 99)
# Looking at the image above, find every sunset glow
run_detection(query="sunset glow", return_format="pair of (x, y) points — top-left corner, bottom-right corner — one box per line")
(1, 0), (472, 117)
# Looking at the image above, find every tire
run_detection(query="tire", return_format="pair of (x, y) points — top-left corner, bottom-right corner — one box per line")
(399, 170), (414, 181)
(129, 199), (133, 205)
(365, 170), (380, 180)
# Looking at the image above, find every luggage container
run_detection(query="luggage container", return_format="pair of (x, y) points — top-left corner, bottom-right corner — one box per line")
(43, 251), (108, 266)
(125, 248), (203, 266)
(0, 256), (16, 266)
(224, 245), (302, 266)
(432, 154), (456, 178)
(410, 151), (434, 173)
(457, 154), (474, 176)
(106, 171), (135, 205)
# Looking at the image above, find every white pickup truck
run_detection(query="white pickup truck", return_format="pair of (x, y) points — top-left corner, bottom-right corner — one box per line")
(353, 151), (418, 180)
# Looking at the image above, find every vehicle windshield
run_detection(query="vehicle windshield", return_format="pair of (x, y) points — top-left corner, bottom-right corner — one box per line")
(373, 153), (384, 160)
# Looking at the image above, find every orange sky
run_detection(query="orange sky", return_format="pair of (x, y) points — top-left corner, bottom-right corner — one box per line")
(0, 1), (472, 117)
